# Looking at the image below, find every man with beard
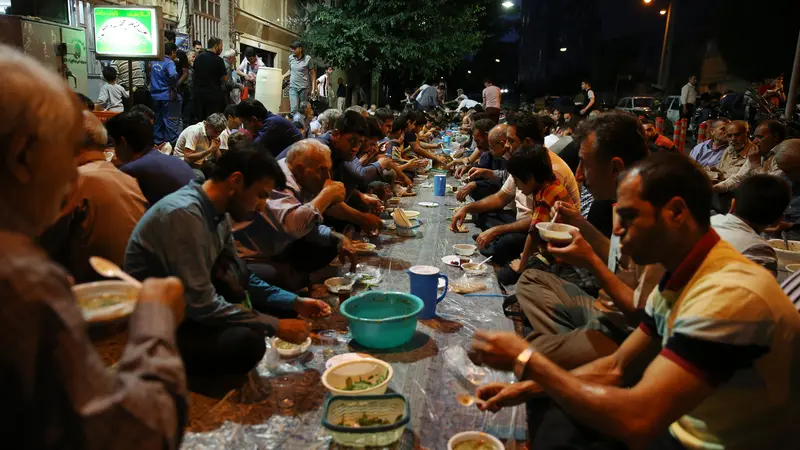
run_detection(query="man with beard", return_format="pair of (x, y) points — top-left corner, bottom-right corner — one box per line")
(713, 120), (787, 193)
(471, 153), (800, 450)
(716, 120), (754, 181)
(125, 143), (331, 380)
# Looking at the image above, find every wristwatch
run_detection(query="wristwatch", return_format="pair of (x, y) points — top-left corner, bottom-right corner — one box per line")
(514, 346), (536, 381)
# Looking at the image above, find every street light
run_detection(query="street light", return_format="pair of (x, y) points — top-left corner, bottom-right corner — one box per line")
(495, 59), (501, 62)
(643, 0), (652, 3)
(560, 47), (567, 52)
(659, 9), (667, 14)
(468, 70), (472, 74)
(644, 0), (674, 88)
(502, 1), (514, 8)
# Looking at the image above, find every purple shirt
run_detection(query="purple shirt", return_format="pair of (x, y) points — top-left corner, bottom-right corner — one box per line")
(689, 139), (726, 167)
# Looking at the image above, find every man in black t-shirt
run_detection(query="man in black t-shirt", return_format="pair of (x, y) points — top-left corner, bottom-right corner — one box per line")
(192, 37), (228, 123)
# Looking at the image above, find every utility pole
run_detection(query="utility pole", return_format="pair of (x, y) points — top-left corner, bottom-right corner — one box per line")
(657, 1), (675, 91)
(786, 28), (800, 120)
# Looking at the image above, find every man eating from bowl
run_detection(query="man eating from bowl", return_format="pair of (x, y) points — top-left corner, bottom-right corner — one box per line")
(0, 45), (189, 448)
(234, 139), (359, 291)
(471, 153), (800, 449)
(125, 142), (331, 382)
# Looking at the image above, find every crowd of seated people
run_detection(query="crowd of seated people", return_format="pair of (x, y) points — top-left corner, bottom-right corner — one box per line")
(4, 42), (800, 449)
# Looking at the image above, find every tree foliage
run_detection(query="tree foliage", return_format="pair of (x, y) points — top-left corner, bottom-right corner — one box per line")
(300, 0), (488, 79)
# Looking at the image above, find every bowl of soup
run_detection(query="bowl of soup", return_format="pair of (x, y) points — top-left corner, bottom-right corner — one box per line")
(536, 222), (579, 245)
(447, 431), (504, 450)
(72, 281), (139, 324)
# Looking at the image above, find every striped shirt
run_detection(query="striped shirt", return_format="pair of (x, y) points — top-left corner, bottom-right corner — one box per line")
(639, 230), (800, 449)
(527, 180), (571, 233)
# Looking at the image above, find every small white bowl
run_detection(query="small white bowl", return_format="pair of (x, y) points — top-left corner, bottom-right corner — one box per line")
(447, 431), (504, 450)
(787, 263), (800, 273)
(322, 358), (393, 396)
(769, 239), (800, 268)
(536, 222), (579, 244)
(325, 277), (355, 294)
(271, 337), (312, 357)
(460, 262), (489, 276)
(453, 244), (477, 256)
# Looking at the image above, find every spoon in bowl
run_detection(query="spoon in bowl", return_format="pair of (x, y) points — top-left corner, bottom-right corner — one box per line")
(89, 256), (142, 288)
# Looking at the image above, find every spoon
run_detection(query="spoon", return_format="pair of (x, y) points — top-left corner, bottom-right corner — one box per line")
(89, 256), (142, 288)
(782, 231), (790, 251)
(476, 256), (493, 269)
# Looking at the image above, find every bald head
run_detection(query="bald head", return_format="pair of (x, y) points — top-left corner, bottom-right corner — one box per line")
(82, 110), (108, 151)
(285, 139), (333, 194)
(488, 123), (509, 157)
(776, 139), (800, 182)
(0, 44), (83, 234)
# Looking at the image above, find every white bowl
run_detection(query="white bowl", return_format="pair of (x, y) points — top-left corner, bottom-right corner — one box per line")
(325, 277), (355, 294)
(536, 222), (579, 244)
(460, 262), (489, 276)
(453, 244), (477, 256)
(325, 352), (375, 370)
(787, 264), (800, 274)
(72, 280), (139, 324)
(447, 431), (504, 450)
(322, 358), (393, 396)
(768, 239), (800, 268)
(403, 210), (420, 219)
(271, 337), (312, 357)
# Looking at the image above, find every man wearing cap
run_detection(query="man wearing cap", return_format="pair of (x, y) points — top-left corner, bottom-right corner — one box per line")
(282, 41), (316, 114)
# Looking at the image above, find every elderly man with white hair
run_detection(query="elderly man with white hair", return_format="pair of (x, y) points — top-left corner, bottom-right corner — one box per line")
(0, 44), (188, 448)
(41, 111), (147, 283)
(234, 138), (358, 291)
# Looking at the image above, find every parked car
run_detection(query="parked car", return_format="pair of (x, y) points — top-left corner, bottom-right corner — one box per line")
(615, 96), (655, 115)
(659, 95), (681, 124)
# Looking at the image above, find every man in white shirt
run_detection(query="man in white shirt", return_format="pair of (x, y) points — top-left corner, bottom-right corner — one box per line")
(579, 80), (596, 116)
(482, 79), (502, 123)
(455, 88), (468, 104)
(238, 48), (266, 95)
(680, 75), (698, 119)
(458, 98), (480, 111)
(713, 120), (787, 193)
(174, 113), (227, 174)
(317, 66), (334, 108)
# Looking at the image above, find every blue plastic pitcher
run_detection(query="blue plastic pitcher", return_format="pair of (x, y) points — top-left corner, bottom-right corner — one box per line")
(407, 265), (448, 319)
(433, 175), (447, 196)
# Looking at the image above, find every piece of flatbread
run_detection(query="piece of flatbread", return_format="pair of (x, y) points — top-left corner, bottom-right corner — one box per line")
(452, 224), (469, 233)
(450, 282), (488, 294)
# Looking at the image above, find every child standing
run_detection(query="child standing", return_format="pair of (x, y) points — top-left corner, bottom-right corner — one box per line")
(96, 66), (129, 112)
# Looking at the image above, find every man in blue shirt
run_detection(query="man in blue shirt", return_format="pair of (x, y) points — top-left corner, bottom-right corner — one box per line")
(689, 118), (731, 167)
(125, 143), (331, 378)
(106, 111), (197, 205)
(235, 98), (302, 157)
(150, 43), (182, 147)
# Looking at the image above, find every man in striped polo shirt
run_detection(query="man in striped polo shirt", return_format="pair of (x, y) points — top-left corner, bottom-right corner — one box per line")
(470, 152), (800, 449)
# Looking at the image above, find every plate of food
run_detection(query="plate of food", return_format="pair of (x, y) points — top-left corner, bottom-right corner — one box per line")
(447, 431), (504, 450)
(442, 255), (471, 267)
(272, 337), (312, 357)
(418, 201), (439, 208)
(352, 242), (377, 254)
(452, 224), (469, 233)
(355, 264), (382, 285)
(72, 281), (139, 324)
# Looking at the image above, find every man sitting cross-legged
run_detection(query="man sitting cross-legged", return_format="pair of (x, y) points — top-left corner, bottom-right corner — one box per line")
(125, 143), (330, 381)
(234, 138), (359, 291)
(471, 153), (800, 450)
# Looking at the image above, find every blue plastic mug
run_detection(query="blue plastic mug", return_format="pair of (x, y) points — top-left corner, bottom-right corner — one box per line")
(433, 175), (447, 196)
(407, 265), (448, 319)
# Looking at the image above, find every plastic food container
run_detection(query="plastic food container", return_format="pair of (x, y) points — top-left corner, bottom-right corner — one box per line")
(72, 281), (139, 324)
(322, 358), (393, 396)
(340, 291), (423, 348)
(322, 394), (410, 447)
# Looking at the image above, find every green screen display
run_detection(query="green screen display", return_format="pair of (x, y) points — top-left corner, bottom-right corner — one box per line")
(93, 6), (158, 58)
